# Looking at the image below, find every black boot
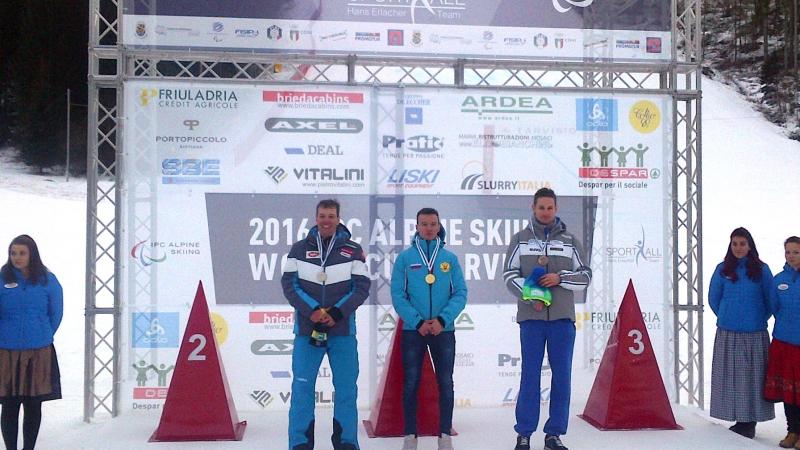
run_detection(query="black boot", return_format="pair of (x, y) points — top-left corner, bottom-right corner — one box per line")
(729, 421), (756, 439)
(544, 434), (569, 450)
(514, 435), (530, 450)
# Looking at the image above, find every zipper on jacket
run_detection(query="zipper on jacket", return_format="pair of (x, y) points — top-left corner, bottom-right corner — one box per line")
(429, 283), (433, 319)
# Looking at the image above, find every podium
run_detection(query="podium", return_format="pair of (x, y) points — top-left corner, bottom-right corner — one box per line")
(150, 281), (247, 442)
(579, 280), (681, 430)
(363, 317), (455, 437)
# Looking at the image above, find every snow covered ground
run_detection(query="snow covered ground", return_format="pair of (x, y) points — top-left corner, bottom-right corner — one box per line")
(1, 76), (799, 449)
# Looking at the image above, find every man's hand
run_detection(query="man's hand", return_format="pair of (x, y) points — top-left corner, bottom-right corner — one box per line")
(418, 321), (432, 336)
(538, 273), (561, 288)
(311, 309), (335, 326)
(427, 319), (443, 336)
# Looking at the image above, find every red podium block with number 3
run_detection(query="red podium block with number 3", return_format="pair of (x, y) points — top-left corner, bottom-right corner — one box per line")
(579, 279), (682, 430)
(149, 281), (247, 442)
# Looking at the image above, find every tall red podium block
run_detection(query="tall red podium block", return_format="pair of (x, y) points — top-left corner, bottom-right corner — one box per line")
(363, 317), (455, 437)
(150, 281), (247, 442)
(579, 280), (682, 430)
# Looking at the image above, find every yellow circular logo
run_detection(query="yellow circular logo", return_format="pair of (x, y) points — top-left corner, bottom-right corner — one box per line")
(440, 262), (451, 273)
(209, 312), (229, 345)
(629, 100), (661, 133)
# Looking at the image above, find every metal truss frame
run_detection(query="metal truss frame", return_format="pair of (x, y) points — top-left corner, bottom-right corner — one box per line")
(87, 0), (703, 420)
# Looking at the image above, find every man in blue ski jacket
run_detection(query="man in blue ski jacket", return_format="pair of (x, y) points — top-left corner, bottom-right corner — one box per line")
(503, 188), (591, 450)
(281, 199), (371, 450)
(391, 207), (468, 450)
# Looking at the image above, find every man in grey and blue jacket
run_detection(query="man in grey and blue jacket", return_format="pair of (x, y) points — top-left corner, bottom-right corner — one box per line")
(503, 188), (591, 450)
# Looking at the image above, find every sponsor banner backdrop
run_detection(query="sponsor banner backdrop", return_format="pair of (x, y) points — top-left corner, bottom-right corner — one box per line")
(120, 80), (673, 411)
(122, 0), (672, 61)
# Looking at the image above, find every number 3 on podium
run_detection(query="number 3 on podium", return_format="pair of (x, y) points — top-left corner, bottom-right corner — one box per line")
(627, 329), (645, 355)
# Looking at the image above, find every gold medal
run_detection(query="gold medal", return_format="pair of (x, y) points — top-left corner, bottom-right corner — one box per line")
(538, 255), (549, 265)
(425, 273), (436, 284)
(317, 272), (327, 282)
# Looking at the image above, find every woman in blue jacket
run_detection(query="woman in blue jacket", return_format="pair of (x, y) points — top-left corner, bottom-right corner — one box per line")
(764, 236), (800, 449)
(0, 235), (63, 450)
(708, 227), (774, 439)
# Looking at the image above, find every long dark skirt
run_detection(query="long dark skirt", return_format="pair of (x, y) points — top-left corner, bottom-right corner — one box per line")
(0, 345), (61, 402)
(710, 328), (774, 422)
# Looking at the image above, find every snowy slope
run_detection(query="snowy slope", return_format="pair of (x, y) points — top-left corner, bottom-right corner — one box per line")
(0, 76), (798, 449)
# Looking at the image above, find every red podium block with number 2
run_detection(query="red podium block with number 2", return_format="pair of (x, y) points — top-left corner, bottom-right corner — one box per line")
(150, 281), (247, 442)
(579, 280), (681, 430)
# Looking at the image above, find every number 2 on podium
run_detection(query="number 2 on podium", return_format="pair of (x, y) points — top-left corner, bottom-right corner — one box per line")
(188, 334), (207, 361)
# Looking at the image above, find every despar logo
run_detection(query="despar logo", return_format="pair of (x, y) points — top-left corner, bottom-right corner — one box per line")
(576, 98), (618, 132)
(461, 95), (553, 117)
(629, 100), (661, 133)
(131, 360), (174, 387)
(139, 88), (239, 109)
(251, 339), (294, 355)
(161, 158), (220, 185)
(265, 118), (363, 133)
(576, 142), (660, 182)
(460, 161), (550, 192)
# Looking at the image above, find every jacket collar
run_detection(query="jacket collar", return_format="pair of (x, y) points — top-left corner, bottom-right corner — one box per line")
(528, 216), (565, 239)
(306, 223), (352, 248)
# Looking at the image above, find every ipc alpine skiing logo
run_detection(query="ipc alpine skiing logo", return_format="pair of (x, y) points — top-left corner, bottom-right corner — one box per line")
(130, 240), (167, 266)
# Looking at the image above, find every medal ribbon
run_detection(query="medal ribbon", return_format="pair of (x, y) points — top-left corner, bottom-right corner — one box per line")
(415, 236), (441, 276)
(315, 233), (337, 270)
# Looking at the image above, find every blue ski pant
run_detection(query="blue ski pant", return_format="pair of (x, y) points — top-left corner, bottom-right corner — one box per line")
(514, 319), (576, 437)
(289, 335), (359, 450)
